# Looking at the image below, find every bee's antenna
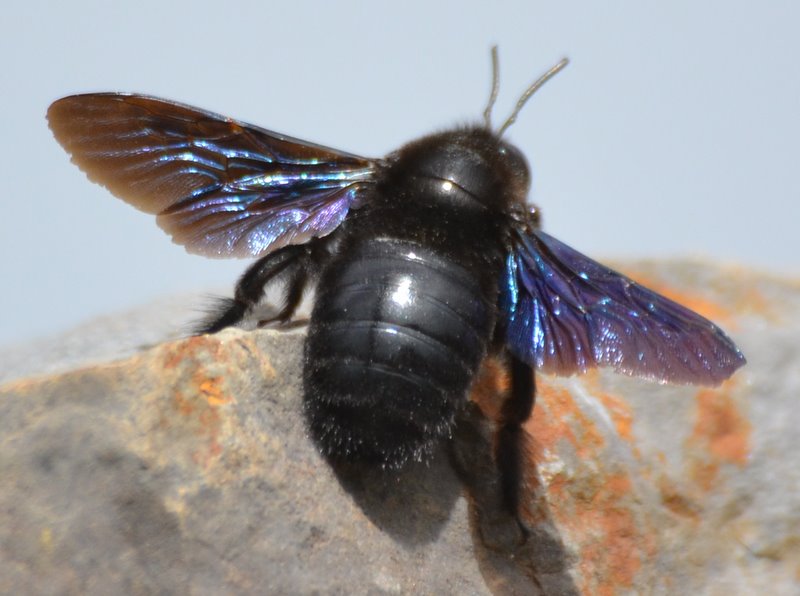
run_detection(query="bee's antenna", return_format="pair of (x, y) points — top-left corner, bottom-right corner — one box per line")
(483, 46), (500, 129)
(497, 57), (569, 138)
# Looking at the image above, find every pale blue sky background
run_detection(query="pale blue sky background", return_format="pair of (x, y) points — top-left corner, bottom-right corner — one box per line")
(1, 0), (797, 347)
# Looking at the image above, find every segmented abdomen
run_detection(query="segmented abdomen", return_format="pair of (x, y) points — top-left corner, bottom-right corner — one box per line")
(304, 237), (495, 467)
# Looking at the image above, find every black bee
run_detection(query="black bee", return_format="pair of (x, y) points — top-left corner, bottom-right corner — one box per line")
(47, 49), (745, 524)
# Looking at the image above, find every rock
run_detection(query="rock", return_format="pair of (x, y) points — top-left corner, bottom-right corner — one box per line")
(0, 293), (202, 386)
(0, 260), (796, 595)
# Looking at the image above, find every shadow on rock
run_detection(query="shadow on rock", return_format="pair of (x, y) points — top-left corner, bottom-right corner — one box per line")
(328, 446), (462, 547)
(450, 402), (580, 596)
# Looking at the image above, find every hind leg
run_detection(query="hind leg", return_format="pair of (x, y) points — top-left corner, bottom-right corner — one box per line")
(496, 353), (535, 528)
(196, 240), (329, 334)
(450, 351), (535, 547)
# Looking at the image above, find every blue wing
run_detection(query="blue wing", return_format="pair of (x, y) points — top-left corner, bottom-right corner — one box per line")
(501, 228), (746, 386)
(48, 93), (377, 258)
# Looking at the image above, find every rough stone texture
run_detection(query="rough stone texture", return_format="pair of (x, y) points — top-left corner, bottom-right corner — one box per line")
(0, 260), (797, 595)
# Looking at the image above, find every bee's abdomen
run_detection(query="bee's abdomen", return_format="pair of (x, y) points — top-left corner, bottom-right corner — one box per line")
(304, 238), (495, 467)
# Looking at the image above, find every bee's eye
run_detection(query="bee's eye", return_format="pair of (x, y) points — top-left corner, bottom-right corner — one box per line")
(498, 142), (530, 191)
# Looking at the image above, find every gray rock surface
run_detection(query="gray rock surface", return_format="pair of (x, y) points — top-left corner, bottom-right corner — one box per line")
(0, 293), (201, 385)
(0, 260), (797, 594)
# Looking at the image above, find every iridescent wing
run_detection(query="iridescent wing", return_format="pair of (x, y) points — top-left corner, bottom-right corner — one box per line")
(501, 228), (746, 386)
(48, 93), (378, 258)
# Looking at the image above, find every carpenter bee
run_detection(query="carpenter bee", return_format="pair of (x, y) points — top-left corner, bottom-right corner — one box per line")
(47, 49), (745, 525)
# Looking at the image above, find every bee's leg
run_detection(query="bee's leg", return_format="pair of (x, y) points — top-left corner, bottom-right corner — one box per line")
(496, 354), (535, 530)
(256, 264), (309, 327)
(196, 240), (327, 334)
(449, 352), (535, 548)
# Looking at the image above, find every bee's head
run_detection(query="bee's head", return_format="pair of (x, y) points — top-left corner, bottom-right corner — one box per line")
(382, 127), (530, 215)
(378, 49), (566, 217)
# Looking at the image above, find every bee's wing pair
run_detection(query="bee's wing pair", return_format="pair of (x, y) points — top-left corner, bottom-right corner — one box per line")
(48, 93), (745, 386)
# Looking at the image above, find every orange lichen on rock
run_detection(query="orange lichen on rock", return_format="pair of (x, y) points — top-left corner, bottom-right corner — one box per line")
(199, 376), (231, 407)
(548, 464), (653, 595)
(170, 386), (224, 468)
(528, 380), (606, 459)
(154, 337), (242, 470)
(597, 392), (635, 444)
(576, 474), (645, 596)
(527, 379), (658, 594)
(693, 387), (750, 466)
(583, 371), (637, 446)
(161, 334), (220, 370)
(686, 383), (750, 491)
